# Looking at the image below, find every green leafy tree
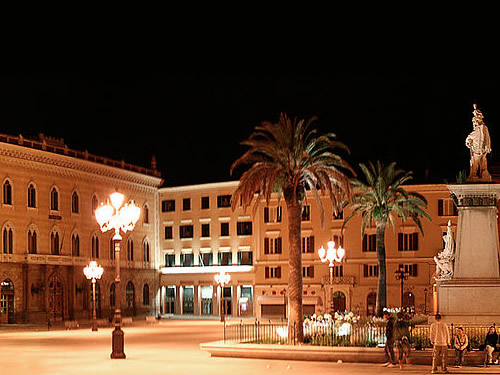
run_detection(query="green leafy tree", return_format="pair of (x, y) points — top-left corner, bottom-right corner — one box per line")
(230, 113), (354, 342)
(342, 161), (431, 316)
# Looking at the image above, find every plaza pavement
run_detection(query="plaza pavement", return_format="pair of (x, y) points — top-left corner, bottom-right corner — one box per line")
(0, 320), (498, 375)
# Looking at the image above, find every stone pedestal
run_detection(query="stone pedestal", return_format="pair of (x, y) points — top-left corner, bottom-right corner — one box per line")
(436, 184), (500, 323)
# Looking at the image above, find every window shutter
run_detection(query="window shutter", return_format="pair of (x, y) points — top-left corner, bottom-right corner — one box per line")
(363, 264), (368, 277)
(276, 237), (282, 254)
(398, 233), (403, 251)
(438, 199), (443, 216)
(265, 267), (269, 278)
(362, 235), (367, 252)
(413, 263), (418, 276)
(414, 233), (419, 250)
(264, 238), (269, 254)
(309, 265), (314, 278)
(276, 266), (282, 278)
(310, 236), (315, 253)
(264, 207), (269, 223)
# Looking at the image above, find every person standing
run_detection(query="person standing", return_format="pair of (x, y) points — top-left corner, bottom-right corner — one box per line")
(453, 327), (468, 368)
(484, 326), (498, 366)
(394, 312), (411, 369)
(430, 314), (450, 374)
(382, 310), (397, 367)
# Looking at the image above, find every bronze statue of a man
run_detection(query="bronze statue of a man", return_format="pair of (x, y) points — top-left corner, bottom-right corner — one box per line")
(466, 104), (492, 182)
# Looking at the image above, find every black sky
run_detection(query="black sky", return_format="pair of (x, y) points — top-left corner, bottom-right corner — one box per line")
(1, 74), (500, 187)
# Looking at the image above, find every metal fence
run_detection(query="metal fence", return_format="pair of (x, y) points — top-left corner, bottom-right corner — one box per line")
(224, 320), (495, 349)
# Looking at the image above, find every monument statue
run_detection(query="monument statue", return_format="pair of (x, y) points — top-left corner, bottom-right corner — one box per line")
(434, 220), (455, 280)
(466, 104), (492, 182)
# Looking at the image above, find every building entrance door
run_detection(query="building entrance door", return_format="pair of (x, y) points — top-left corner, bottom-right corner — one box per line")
(48, 276), (64, 321)
(183, 286), (194, 314)
(0, 279), (14, 324)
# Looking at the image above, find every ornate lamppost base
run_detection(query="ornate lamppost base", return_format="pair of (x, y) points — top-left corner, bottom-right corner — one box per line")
(92, 320), (98, 332)
(110, 327), (126, 359)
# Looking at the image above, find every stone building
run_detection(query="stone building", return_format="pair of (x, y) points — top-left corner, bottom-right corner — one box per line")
(158, 181), (459, 319)
(0, 133), (162, 323)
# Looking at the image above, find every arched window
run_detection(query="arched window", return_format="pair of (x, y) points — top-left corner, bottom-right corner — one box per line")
(110, 283), (116, 307)
(2, 225), (13, 254)
(28, 228), (37, 254)
(50, 187), (59, 211)
(92, 234), (99, 259)
(127, 238), (134, 261)
(3, 180), (12, 205)
(71, 191), (79, 214)
(332, 291), (346, 312)
(91, 194), (98, 215)
(72, 234), (80, 256)
(27, 183), (36, 208)
(143, 240), (150, 263)
(143, 284), (150, 305)
(143, 204), (149, 224)
(366, 292), (377, 316)
(126, 281), (135, 309)
(50, 231), (60, 255)
(403, 292), (415, 309)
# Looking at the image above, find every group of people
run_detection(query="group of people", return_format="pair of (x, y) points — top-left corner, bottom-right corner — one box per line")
(382, 312), (499, 373)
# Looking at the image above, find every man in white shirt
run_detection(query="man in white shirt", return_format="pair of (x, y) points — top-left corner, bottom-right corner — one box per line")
(430, 313), (451, 374)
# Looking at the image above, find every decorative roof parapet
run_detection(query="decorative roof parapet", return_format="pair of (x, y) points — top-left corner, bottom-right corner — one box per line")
(0, 132), (161, 179)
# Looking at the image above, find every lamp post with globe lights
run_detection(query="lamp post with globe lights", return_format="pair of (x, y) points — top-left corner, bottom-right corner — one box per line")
(394, 265), (410, 308)
(95, 192), (140, 359)
(318, 240), (345, 313)
(83, 261), (103, 331)
(214, 271), (230, 322)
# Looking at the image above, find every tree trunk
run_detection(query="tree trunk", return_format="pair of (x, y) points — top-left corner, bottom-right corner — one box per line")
(375, 220), (387, 317)
(286, 198), (303, 343)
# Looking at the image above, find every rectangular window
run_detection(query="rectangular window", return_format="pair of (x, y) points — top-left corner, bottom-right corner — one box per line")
(164, 226), (173, 240)
(363, 264), (379, 277)
(264, 206), (282, 223)
(332, 234), (343, 247)
(201, 223), (210, 238)
(237, 251), (253, 265)
(302, 265), (314, 278)
(398, 232), (419, 251)
(362, 234), (376, 252)
(161, 199), (175, 212)
(199, 253), (213, 266)
(180, 253), (194, 267)
(220, 222), (229, 237)
(438, 198), (458, 216)
(180, 225), (194, 239)
(332, 264), (343, 277)
(183, 198), (191, 211)
(301, 236), (315, 253)
(201, 196), (210, 209)
(265, 266), (282, 279)
(217, 195), (232, 208)
(302, 205), (311, 221)
(333, 210), (343, 220)
(165, 254), (175, 267)
(237, 221), (252, 236)
(398, 263), (418, 277)
(264, 237), (282, 254)
(218, 252), (232, 266)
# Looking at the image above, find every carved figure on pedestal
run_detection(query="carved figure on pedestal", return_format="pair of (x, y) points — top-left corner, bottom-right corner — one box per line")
(466, 104), (492, 182)
(434, 220), (455, 280)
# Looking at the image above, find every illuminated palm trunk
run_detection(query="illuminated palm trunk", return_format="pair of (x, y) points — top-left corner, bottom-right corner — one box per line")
(286, 200), (303, 343)
(375, 220), (387, 317)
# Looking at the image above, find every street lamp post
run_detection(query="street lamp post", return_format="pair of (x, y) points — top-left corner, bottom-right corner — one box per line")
(424, 287), (428, 315)
(95, 192), (140, 359)
(318, 241), (345, 313)
(394, 265), (410, 308)
(83, 261), (104, 331)
(214, 271), (230, 322)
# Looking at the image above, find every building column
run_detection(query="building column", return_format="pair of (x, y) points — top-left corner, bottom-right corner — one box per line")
(194, 284), (199, 315)
(175, 285), (181, 315)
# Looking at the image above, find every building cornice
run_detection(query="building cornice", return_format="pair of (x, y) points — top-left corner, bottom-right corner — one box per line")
(0, 141), (163, 190)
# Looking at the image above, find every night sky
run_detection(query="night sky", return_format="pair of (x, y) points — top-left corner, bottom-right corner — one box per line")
(1, 74), (500, 187)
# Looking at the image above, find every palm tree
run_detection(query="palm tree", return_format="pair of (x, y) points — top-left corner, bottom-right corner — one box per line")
(230, 113), (354, 343)
(342, 161), (431, 316)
